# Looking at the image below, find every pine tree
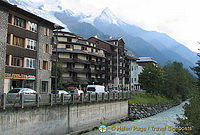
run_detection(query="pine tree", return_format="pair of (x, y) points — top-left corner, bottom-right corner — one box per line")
(176, 51), (200, 135)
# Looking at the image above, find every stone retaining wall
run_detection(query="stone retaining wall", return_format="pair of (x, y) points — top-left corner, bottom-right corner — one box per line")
(128, 101), (181, 120)
(0, 100), (128, 135)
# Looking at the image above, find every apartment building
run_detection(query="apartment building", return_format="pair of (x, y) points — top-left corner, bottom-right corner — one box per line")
(53, 31), (107, 89)
(0, 0), (62, 93)
(125, 50), (140, 91)
(88, 37), (128, 90)
(137, 57), (158, 74)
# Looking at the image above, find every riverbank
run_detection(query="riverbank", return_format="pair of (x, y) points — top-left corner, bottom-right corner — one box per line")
(128, 93), (182, 120)
(83, 101), (187, 135)
(128, 101), (182, 120)
(128, 93), (173, 104)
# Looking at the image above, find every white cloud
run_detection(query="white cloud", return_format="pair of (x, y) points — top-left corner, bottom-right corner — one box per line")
(29, 0), (200, 52)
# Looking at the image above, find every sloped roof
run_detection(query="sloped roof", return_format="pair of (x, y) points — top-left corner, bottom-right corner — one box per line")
(137, 57), (157, 64)
(0, 0), (64, 29)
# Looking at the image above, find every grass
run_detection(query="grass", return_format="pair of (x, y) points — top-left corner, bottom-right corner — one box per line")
(128, 93), (172, 104)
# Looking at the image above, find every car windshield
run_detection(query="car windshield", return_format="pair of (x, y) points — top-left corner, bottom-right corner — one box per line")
(8, 88), (21, 93)
(87, 87), (95, 92)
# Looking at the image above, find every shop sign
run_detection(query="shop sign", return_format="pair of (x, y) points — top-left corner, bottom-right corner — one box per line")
(4, 73), (29, 80)
(27, 75), (36, 80)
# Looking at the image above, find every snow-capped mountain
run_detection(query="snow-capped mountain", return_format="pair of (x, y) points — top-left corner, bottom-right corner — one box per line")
(93, 7), (126, 26)
(5, 0), (198, 68)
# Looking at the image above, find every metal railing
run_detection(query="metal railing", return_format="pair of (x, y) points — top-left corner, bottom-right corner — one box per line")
(0, 92), (132, 109)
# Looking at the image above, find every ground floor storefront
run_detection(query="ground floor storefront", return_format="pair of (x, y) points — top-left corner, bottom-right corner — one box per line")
(4, 73), (36, 93)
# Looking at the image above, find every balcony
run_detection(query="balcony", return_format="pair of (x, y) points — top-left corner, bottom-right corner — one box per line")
(5, 66), (36, 75)
(62, 77), (89, 84)
(6, 45), (37, 59)
(63, 67), (91, 73)
(96, 78), (106, 83)
(8, 24), (37, 40)
(89, 78), (98, 83)
(59, 58), (90, 64)
(73, 58), (90, 64)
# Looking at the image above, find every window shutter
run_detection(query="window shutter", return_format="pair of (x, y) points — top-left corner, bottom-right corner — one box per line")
(43, 44), (46, 53)
(44, 27), (46, 35)
(24, 58), (26, 67)
(40, 60), (42, 69)
(49, 45), (52, 54)
(47, 28), (50, 36)
(48, 62), (51, 71)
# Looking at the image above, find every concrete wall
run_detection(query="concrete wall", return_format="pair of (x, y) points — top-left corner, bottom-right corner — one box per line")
(0, 101), (128, 135)
(0, 7), (8, 93)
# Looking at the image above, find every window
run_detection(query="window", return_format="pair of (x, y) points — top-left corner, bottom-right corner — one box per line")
(66, 45), (71, 48)
(6, 55), (9, 65)
(13, 36), (25, 47)
(134, 78), (137, 81)
(8, 14), (12, 23)
(44, 44), (49, 53)
(26, 58), (36, 69)
(14, 16), (26, 28)
(41, 81), (48, 93)
(11, 57), (23, 67)
(120, 69), (122, 73)
(7, 34), (10, 44)
(67, 38), (72, 42)
(27, 39), (36, 50)
(43, 61), (48, 70)
(44, 27), (49, 36)
(91, 48), (93, 52)
(81, 46), (87, 50)
(28, 21), (37, 32)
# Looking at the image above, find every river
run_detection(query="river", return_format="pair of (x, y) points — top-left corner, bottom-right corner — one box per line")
(83, 101), (188, 135)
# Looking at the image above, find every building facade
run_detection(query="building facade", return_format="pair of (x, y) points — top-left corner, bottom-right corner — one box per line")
(125, 50), (140, 91)
(137, 57), (158, 75)
(53, 31), (107, 89)
(0, 0), (60, 93)
(88, 37), (128, 90)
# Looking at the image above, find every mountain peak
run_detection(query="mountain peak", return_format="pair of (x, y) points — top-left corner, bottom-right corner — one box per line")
(96, 7), (125, 26)
(64, 9), (75, 16)
(102, 7), (113, 16)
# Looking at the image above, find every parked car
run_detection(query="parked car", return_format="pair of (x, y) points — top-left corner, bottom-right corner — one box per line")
(7, 88), (37, 103)
(52, 90), (69, 95)
(86, 85), (106, 94)
(51, 90), (71, 101)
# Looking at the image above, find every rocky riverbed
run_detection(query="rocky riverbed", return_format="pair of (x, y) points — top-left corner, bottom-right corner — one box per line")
(128, 101), (182, 120)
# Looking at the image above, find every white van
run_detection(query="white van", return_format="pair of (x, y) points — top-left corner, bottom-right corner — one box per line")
(86, 85), (106, 93)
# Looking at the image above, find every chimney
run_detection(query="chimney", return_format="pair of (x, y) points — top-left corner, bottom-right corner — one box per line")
(109, 36), (112, 39)
(94, 35), (98, 38)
